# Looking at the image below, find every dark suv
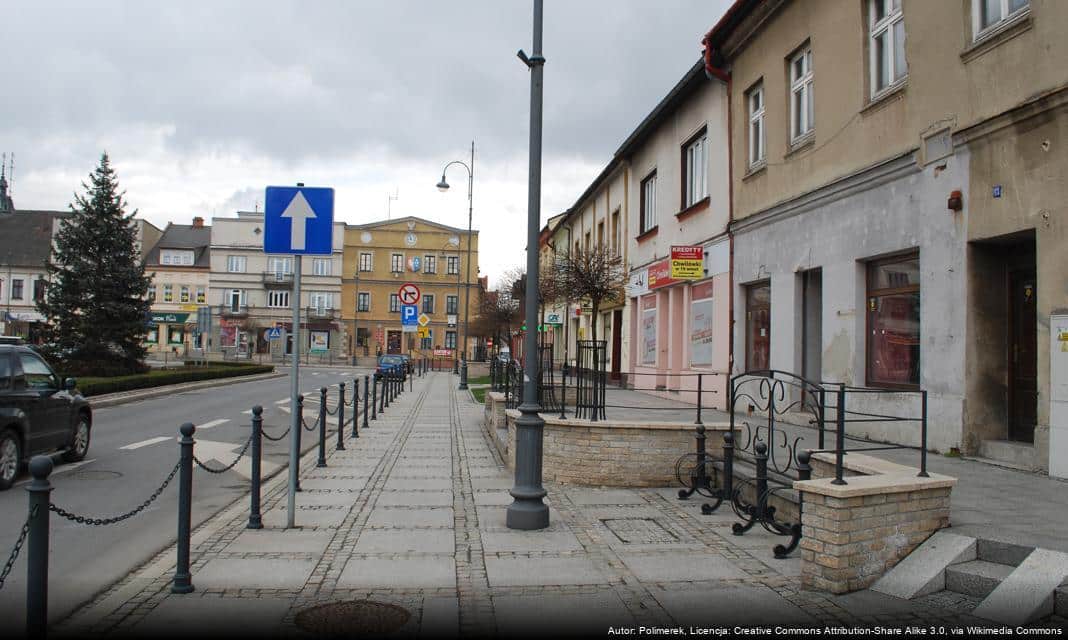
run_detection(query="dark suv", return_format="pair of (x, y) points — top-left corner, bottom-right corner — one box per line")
(0, 344), (92, 490)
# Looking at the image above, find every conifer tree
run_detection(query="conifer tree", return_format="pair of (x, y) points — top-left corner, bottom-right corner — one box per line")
(38, 153), (151, 375)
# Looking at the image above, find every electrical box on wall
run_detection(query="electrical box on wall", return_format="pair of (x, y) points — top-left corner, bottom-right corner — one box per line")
(1049, 314), (1068, 479)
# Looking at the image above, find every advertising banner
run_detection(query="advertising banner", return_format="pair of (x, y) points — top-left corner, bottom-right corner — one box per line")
(670, 245), (704, 279)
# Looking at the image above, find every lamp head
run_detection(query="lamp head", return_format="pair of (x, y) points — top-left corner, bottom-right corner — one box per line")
(436, 176), (450, 192)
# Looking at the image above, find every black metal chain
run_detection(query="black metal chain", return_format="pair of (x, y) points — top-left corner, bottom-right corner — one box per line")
(50, 461), (180, 526)
(0, 505), (37, 592)
(324, 404), (340, 416)
(260, 426), (291, 442)
(301, 414), (320, 431)
(194, 434), (253, 474)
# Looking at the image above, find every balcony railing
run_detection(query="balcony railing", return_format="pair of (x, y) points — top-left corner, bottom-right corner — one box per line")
(262, 271), (294, 287)
(306, 306), (338, 320)
(218, 303), (250, 318)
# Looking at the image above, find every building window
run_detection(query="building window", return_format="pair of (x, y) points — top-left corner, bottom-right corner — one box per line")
(357, 292), (370, 312)
(196, 287), (206, 303)
(682, 128), (708, 208)
(640, 171), (657, 234)
(391, 254), (404, 273)
(867, 253), (920, 387)
(227, 289), (245, 312)
(445, 331), (457, 349)
(268, 256), (292, 274)
(447, 256), (460, 275)
(974, 0), (1029, 40)
(312, 258), (331, 276)
(180, 286), (190, 303)
(747, 83), (766, 167)
(870, 0), (907, 97)
(147, 284), (156, 301)
(640, 295), (656, 365)
(163, 284), (173, 302)
(309, 291), (332, 310)
(423, 295), (435, 314)
(161, 249), (194, 266)
(359, 252), (373, 272)
(597, 221), (605, 249)
(389, 293), (400, 312)
(168, 326), (184, 345)
(11, 279), (23, 300)
(789, 45), (814, 143)
(227, 255), (246, 273)
(584, 231), (591, 253)
(690, 281), (715, 367)
(446, 295), (458, 315)
(745, 282), (771, 371)
(267, 290), (290, 308)
(420, 334), (433, 349)
(424, 255), (436, 274)
(32, 280), (46, 302)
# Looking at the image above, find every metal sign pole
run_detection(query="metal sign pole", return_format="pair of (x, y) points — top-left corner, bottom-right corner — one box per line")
(287, 256), (302, 528)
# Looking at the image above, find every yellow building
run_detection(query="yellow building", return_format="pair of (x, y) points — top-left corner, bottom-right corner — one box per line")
(342, 216), (480, 362)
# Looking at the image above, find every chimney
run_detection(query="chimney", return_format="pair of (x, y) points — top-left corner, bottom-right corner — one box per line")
(192, 216), (204, 228)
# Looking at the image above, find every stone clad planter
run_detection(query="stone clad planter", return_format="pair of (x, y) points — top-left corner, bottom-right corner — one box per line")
(794, 453), (956, 594)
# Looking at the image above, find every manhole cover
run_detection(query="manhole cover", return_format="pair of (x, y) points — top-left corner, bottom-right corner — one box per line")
(602, 518), (679, 544)
(294, 600), (410, 635)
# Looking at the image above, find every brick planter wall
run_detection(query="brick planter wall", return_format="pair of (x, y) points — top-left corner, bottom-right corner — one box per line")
(499, 409), (729, 487)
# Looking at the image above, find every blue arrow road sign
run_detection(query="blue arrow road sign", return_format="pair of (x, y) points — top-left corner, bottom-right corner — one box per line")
(264, 186), (334, 255)
(401, 305), (419, 326)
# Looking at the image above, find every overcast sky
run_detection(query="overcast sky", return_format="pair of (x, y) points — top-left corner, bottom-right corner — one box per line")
(1, 1), (729, 287)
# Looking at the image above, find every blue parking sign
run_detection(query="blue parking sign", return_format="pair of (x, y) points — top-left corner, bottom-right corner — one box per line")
(401, 305), (419, 326)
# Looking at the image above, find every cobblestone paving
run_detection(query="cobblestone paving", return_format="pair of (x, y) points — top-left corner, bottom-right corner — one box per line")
(57, 373), (1002, 637)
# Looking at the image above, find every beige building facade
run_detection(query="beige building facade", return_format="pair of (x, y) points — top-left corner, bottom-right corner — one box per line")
(143, 218), (211, 357)
(705, 0), (1067, 470)
(342, 217), (479, 361)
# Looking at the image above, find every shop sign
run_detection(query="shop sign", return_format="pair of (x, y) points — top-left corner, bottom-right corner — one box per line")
(545, 312), (563, 326)
(433, 348), (452, 357)
(149, 312), (189, 324)
(625, 269), (649, 298)
(647, 259), (678, 290)
(310, 331), (329, 353)
(670, 245), (704, 279)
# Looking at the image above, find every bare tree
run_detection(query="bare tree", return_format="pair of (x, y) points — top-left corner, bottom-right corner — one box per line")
(553, 244), (626, 343)
(470, 284), (521, 352)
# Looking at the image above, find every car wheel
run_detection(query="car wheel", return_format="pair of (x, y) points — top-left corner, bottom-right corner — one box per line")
(0, 431), (21, 491)
(63, 414), (91, 463)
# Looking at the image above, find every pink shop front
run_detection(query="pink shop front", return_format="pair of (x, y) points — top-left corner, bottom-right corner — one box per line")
(627, 240), (730, 411)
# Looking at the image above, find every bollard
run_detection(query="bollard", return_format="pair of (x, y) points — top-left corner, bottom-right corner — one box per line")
(695, 374), (703, 425)
(351, 379), (360, 438)
(364, 375), (371, 427)
(371, 376), (378, 421)
(797, 450), (812, 482)
(295, 396), (303, 492)
(384, 374), (391, 409)
(337, 383), (346, 451)
(248, 406), (263, 529)
(317, 387), (328, 468)
(172, 422), (196, 594)
(26, 455), (53, 637)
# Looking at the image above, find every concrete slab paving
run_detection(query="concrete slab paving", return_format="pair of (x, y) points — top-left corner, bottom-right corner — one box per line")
(485, 556), (607, 587)
(493, 591), (634, 635)
(338, 556), (457, 589)
(367, 507), (454, 528)
(652, 585), (816, 626)
(226, 528), (335, 554)
(480, 530), (583, 553)
(130, 596), (294, 637)
(376, 490), (454, 506)
(261, 507), (349, 529)
(193, 557), (316, 590)
(354, 528), (455, 553)
(618, 552), (748, 582)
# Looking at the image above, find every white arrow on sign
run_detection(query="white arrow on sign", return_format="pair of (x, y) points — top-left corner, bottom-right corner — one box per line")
(281, 191), (317, 251)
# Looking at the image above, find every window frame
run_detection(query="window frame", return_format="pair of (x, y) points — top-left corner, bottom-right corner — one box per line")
(180, 285), (190, 303)
(227, 255), (247, 273)
(357, 292), (370, 312)
(11, 278), (23, 300)
(391, 253), (404, 274)
(445, 330), (457, 349)
(681, 127), (708, 209)
(747, 82), (766, 168)
(789, 45), (814, 144)
(312, 258), (331, 276)
(196, 286), (206, 304)
(267, 290), (290, 308)
(423, 294), (435, 314)
(147, 284), (157, 301)
(389, 293), (400, 313)
(639, 170), (658, 235)
(358, 252), (373, 272)
(865, 252), (921, 389)
(869, 0), (907, 99)
(446, 295), (458, 315)
(972, 0), (1030, 42)
(446, 256), (460, 275)
(163, 284), (173, 302)
(424, 255), (437, 274)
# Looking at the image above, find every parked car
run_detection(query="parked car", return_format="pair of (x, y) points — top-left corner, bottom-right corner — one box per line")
(374, 354), (407, 381)
(0, 336), (25, 346)
(397, 354), (413, 374)
(0, 344), (92, 490)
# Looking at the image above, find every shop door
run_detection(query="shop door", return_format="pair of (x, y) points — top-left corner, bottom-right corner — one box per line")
(1008, 268), (1037, 442)
(387, 330), (402, 354)
(745, 282), (771, 371)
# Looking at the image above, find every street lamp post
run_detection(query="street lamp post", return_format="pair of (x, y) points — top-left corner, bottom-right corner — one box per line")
(507, 0), (549, 531)
(436, 142), (475, 390)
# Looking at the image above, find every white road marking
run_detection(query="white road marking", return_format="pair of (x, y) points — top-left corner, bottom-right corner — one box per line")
(274, 398), (290, 404)
(311, 372), (321, 377)
(278, 406), (291, 414)
(120, 436), (171, 450)
(198, 419), (230, 430)
(241, 409), (252, 415)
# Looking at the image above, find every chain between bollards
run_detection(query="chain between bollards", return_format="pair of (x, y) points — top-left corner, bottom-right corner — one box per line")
(172, 422), (195, 594)
(248, 406), (263, 530)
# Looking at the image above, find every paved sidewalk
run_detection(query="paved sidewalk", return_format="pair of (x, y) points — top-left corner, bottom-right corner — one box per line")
(58, 373), (982, 637)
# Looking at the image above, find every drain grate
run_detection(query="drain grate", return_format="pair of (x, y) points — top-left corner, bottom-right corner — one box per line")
(602, 518), (679, 544)
(294, 600), (411, 635)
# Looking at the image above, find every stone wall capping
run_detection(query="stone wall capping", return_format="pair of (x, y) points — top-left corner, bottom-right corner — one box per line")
(809, 451), (918, 476)
(794, 472), (956, 499)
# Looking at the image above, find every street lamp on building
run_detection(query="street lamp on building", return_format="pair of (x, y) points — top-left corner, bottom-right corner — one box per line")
(435, 141), (475, 390)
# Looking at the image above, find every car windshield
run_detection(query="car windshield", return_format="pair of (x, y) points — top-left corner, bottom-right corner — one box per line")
(379, 356), (403, 365)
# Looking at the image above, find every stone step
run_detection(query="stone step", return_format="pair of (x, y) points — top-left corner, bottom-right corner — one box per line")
(977, 539), (1034, 567)
(972, 548), (1068, 625)
(977, 439), (1038, 470)
(945, 560), (1014, 598)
